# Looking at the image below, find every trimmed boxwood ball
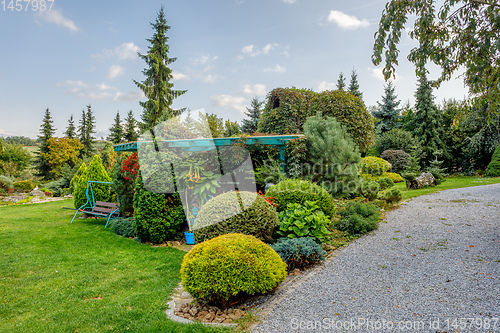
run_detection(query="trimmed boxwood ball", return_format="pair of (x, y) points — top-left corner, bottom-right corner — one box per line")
(193, 191), (278, 243)
(265, 179), (336, 217)
(359, 156), (391, 176)
(180, 233), (287, 307)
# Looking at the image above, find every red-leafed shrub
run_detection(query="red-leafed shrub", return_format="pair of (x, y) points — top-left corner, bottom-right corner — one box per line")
(121, 152), (140, 181)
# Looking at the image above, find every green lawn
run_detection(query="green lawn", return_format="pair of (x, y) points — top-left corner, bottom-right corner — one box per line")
(394, 176), (500, 200)
(0, 200), (231, 333)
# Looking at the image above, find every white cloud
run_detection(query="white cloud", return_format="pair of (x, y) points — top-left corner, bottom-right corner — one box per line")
(281, 0), (297, 3)
(57, 79), (144, 102)
(263, 64), (286, 73)
(191, 54), (218, 65)
(241, 84), (267, 96)
(239, 43), (283, 59)
(210, 95), (247, 114)
(113, 90), (145, 102)
(92, 42), (140, 60)
(106, 65), (125, 80)
(242, 45), (254, 54)
(327, 10), (370, 30)
(317, 81), (336, 91)
(172, 70), (189, 81)
(35, 9), (80, 32)
(262, 43), (279, 55)
(371, 67), (399, 82)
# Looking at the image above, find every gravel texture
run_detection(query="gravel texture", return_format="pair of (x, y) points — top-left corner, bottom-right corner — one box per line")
(253, 184), (500, 332)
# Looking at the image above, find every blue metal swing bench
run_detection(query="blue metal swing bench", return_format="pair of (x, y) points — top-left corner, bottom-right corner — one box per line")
(70, 181), (121, 228)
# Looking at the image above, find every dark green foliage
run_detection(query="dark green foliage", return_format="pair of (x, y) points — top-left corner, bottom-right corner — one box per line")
(241, 97), (263, 133)
(373, 81), (402, 134)
(408, 75), (446, 168)
(310, 90), (375, 154)
(65, 114), (76, 139)
(35, 108), (55, 180)
(193, 191), (278, 243)
(376, 128), (417, 153)
(135, 7), (187, 131)
(111, 154), (135, 216)
(270, 237), (325, 271)
(110, 217), (136, 238)
(123, 110), (138, 142)
(223, 119), (241, 137)
(284, 137), (309, 179)
(180, 233), (287, 308)
(78, 105), (96, 158)
(378, 177), (395, 191)
(13, 180), (35, 192)
(0, 138), (2, 155)
(303, 115), (362, 196)
(266, 179), (336, 217)
(358, 180), (380, 201)
(336, 72), (346, 90)
(378, 188), (402, 204)
(337, 201), (380, 235)
(258, 87), (315, 135)
(107, 111), (124, 144)
(348, 69), (363, 100)
(133, 171), (185, 243)
(276, 201), (331, 243)
(486, 144), (500, 177)
(254, 158), (287, 189)
(380, 149), (410, 173)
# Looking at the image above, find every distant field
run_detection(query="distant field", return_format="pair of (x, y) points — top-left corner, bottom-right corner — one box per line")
(26, 146), (39, 156)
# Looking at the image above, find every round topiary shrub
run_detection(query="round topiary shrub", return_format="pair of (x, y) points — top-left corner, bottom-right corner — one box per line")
(265, 179), (336, 217)
(180, 233), (287, 307)
(193, 191), (278, 243)
(380, 149), (410, 173)
(359, 156), (391, 176)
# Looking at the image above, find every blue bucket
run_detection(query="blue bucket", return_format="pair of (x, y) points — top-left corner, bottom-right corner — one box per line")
(184, 232), (195, 245)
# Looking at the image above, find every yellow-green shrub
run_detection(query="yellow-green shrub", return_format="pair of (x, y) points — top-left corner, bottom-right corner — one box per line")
(359, 156), (391, 176)
(180, 233), (287, 307)
(362, 172), (403, 183)
(193, 191), (278, 243)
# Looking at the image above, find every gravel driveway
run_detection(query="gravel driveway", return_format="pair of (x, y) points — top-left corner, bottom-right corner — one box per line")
(253, 184), (500, 332)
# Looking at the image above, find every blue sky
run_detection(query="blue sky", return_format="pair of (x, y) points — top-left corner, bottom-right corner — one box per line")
(0, 0), (468, 139)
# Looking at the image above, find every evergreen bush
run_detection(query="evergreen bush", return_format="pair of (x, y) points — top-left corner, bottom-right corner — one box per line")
(13, 180), (34, 193)
(359, 156), (391, 176)
(0, 175), (14, 191)
(193, 191), (278, 243)
(303, 114), (361, 196)
(133, 171), (185, 243)
(180, 233), (287, 308)
(380, 149), (410, 173)
(378, 188), (402, 204)
(110, 217), (136, 238)
(376, 128), (418, 153)
(486, 144), (500, 177)
(270, 237), (325, 271)
(337, 201), (380, 235)
(266, 179), (336, 217)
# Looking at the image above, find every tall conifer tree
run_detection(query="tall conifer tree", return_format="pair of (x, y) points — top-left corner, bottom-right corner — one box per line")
(241, 97), (263, 133)
(336, 73), (346, 90)
(134, 7), (187, 132)
(107, 111), (124, 144)
(35, 108), (56, 179)
(123, 110), (138, 142)
(373, 81), (402, 134)
(348, 69), (363, 100)
(65, 114), (76, 139)
(407, 75), (446, 167)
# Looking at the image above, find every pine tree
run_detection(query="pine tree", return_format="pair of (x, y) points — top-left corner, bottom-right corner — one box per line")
(407, 75), (446, 168)
(123, 110), (138, 142)
(78, 105), (96, 157)
(35, 108), (56, 180)
(241, 97), (263, 133)
(134, 7), (187, 132)
(348, 69), (363, 100)
(336, 73), (346, 90)
(107, 111), (124, 144)
(65, 114), (76, 139)
(373, 81), (402, 134)
(183, 109), (195, 133)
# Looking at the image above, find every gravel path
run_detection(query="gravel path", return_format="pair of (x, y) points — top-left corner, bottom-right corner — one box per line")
(253, 184), (500, 332)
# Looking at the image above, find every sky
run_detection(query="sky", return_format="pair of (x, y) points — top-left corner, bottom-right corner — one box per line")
(0, 0), (469, 139)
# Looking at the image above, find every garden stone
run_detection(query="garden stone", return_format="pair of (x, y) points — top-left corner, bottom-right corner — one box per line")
(3, 194), (27, 203)
(29, 189), (45, 197)
(415, 172), (435, 188)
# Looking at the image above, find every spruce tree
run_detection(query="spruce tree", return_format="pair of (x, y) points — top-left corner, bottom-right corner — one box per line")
(336, 72), (346, 90)
(183, 109), (195, 133)
(373, 81), (402, 134)
(123, 110), (138, 142)
(348, 69), (363, 100)
(35, 108), (56, 180)
(65, 114), (76, 139)
(78, 105), (96, 157)
(241, 97), (263, 133)
(407, 75), (446, 168)
(107, 111), (124, 144)
(134, 7), (187, 132)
